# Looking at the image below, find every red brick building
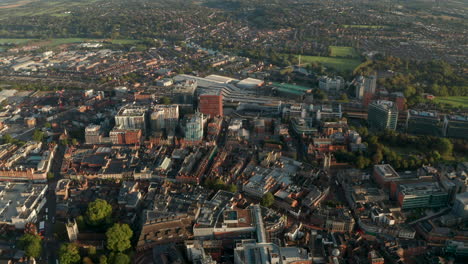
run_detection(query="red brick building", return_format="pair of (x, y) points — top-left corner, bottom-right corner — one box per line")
(199, 93), (223, 117)
(110, 129), (142, 145)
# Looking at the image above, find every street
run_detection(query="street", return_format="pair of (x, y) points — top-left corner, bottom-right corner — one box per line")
(42, 144), (66, 264)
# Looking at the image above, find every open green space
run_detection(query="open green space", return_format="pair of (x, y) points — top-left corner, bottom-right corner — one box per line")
(433, 96), (468, 108)
(0, 38), (140, 48)
(110, 39), (140, 45)
(342, 25), (387, 29)
(294, 55), (362, 72)
(0, 0), (99, 18)
(0, 38), (35, 44)
(273, 82), (311, 95)
(389, 145), (424, 156)
(329, 46), (359, 58)
(46, 38), (140, 46)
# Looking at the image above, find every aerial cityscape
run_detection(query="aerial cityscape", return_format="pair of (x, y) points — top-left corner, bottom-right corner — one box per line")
(0, 0), (466, 263)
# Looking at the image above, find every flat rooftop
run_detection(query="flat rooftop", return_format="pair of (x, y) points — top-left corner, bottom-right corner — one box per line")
(0, 182), (47, 223)
(399, 182), (445, 196)
(117, 105), (147, 116)
(409, 110), (439, 118)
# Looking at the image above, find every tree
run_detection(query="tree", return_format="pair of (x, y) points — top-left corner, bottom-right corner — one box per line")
(227, 184), (238, 193)
(88, 246), (96, 256)
(59, 243), (81, 264)
(339, 93), (348, 101)
(71, 138), (78, 146)
(106, 223), (133, 252)
(99, 255), (108, 264)
(82, 257), (94, 264)
(213, 179), (225, 190)
(44, 122), (52, 128)
(160, 96), (171, 105)
(1, 134), (13, 144)
(434, 138), (453, 157)
(261, 192), (275, 207)
(47, 172), (55, 180)
(355, 156), (370, 169)
(431, 151), (441, 160)
(76, 215), (86, 230)
(33, 130), (44, 142)
(372, 150), (383, 164)
(86, 199), (112, 227)
(108, 253), (130, 264)
(18, 234), (42, 258)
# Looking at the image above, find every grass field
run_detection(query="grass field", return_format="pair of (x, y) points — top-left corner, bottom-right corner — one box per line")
(0, 38), (35, 44)
(46, 38), (140, 46)
(433, 96), (468, 108)
(0, 0), (99, 18)
(110, 39), (141, 45)
(296, 55), (362, 72)
(329, 46), (359, 58)
(343, 25), (387, 29)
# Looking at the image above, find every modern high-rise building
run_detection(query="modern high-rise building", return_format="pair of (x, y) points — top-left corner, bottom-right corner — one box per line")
(452, 192), (468, 220)
(444, 115), (468, 139)
(184, 112), (206, 142)
(150, 105), (179, 133)
(172, 79), (197, 104)
(368, 100), (398, 131)
(354, 75), (377, 100)
(406, 110), (444, 137)
(115, 104), (147, 134)
(85, 125), (102, 144)
(365, 75), (377, 94)
(199, 92), (223, 117)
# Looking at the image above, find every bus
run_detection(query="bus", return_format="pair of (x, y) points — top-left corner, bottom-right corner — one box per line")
(39, 221), (45, 235)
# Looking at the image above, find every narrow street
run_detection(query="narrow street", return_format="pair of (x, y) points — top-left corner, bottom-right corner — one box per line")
(42, 144), (66, 264)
